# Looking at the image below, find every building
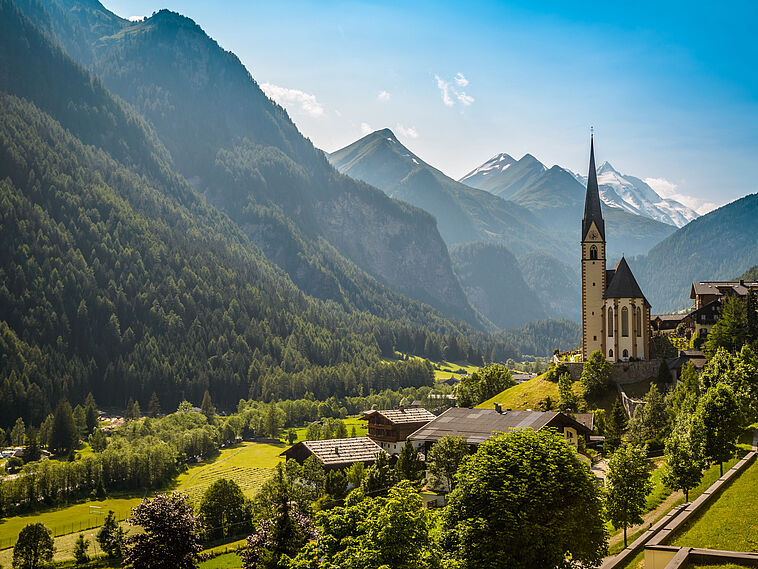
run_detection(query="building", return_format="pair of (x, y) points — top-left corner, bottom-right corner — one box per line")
(280, 436), (385, 470)
(362, 407), (436, 453)
(686, 280), (758, 340)
(581, 135), (651, 362)
(408, 407), (592, 455)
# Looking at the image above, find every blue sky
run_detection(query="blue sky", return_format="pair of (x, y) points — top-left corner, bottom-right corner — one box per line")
(102, 0), (758, 213)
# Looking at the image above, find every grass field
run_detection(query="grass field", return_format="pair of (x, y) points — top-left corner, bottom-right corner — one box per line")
(199, 552), (244, 569)
(432, 360), (479, 382)
(670, 459), (758, 551)
(289, 416), (367, 442)
(477, 374), (570, 411)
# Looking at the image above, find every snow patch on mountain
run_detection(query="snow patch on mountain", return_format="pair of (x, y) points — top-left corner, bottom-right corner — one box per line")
(460, 153), (516, 179)
(572, 161), (699, 227)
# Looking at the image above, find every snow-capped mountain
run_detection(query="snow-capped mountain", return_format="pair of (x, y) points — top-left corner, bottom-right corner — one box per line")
(460, 153), (546, 198)
(592, 162), (698, 227)
(464, 153), (699, 228)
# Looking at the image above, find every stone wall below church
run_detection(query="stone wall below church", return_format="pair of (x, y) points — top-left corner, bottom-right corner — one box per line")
(558, 359), (662, 385)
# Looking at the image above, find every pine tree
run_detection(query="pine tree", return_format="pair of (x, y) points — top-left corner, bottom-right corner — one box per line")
(558, 372), (578, 412)
(10, 417), (25, 446)
(74, 533), (89, 565)
(97, 511), (126, 558)
(605, 399), (628, 454)
(24, 427), (41, 462)
(148, 392), (161, 418)
(200, 390), (215, 421)
(84, 393), (99, 434)
(49, 400), (79, 457)
(125, 397), (135, 421)
(395, 440), (423, 481)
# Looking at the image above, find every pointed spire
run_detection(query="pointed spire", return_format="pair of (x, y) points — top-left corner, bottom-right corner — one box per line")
(582, 132), (605, 240)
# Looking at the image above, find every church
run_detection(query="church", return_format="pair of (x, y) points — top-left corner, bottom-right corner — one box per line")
(581, 136), (651, 362)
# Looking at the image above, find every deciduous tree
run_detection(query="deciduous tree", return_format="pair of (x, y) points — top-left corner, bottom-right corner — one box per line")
(395, 440), (423, 481)
(605, 444), (652, 547)
(198, 479), (251, 540)
(426, 435), (469, 492)
(124, 493), (202, 569)
(663, 415), (706, 501)
(696, 383), (742, 475)
(581, 350), (612, 398)
(443, 429), (607, 569)
(12, 523), (54, 569)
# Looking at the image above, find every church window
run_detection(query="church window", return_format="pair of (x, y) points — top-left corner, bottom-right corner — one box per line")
(589, 246), (598, 260)
(609, 349), (614, 358)
(621, 307), (629, 337)
(608, 308), (613, 336)
(636, 307), (642, 337)
(623, 349), (629, 359)
(593, 336), (597, 341)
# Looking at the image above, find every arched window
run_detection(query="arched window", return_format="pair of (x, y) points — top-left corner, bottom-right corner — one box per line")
(589, 245), (598, 260)
(609, 349), (614, 358)
(636, 307), (642, 337)
(608, 308), (613, 337)
(623, 349), (629, 359)
(621, 307), (629, 337)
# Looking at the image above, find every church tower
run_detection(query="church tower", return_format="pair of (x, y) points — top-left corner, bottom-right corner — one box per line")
(581, 135), (606, 361)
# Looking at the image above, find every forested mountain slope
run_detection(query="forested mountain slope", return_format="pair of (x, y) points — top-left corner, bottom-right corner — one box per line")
(449, 243), (546, 329)
(30, 0), (480, 326)
(0, 0), (517, 429)
(631, 193), (758, 311)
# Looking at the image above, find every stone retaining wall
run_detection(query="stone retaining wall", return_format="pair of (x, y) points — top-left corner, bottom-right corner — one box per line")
(558, 359), (662, 385)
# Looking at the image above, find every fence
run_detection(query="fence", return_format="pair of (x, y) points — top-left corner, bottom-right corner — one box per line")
(0, 511), (129, 550)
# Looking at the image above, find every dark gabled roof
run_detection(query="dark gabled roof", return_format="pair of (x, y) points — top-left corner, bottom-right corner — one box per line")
(582, 135), (605, 240)
(604, 257), (650, 307)
(572, 413), (595, 432)
(280, 437), (384, 467)
(362, 408), (436, 425)
(408, 407), (591, 445)
(691, 280), (758, 299)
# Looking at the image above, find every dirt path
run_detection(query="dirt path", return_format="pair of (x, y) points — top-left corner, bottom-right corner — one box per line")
(607, 488), (684, 549)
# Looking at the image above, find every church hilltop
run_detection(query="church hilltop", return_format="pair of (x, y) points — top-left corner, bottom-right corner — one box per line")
(581, 136), (651, 363)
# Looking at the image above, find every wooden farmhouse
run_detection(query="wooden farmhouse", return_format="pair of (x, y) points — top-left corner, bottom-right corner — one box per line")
(280, 436), (385, 470)
(362, 407), (436, 453)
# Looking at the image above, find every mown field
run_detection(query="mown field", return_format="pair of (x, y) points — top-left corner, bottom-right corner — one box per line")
(0, 415), (369, 561)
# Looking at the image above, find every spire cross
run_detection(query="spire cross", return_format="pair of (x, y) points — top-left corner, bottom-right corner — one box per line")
(590, 126), (594, 138)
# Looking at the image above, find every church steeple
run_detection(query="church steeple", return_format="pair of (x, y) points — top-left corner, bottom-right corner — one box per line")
(582, 134), (605, 240)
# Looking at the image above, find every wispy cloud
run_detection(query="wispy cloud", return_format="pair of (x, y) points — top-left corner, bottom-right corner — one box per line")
(644, 177), (719, 215)
(360, 122), (373, 135)
(260, 83), (325, 117)
(395, 124), (419, 139)
(434, 73), (474, 108)
(377, 90), (391, 102)
(434, 75), (454, 107)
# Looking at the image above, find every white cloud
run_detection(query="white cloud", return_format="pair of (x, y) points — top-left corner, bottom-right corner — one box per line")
(435, 74), (474, 108)
(456, 92), (475, 106)
(377, 90), (391, 102)
(395, 124), (419, 139)
(360, 122), (373, 135)
(260, 82), (325, 117)
(644, 177), (719, 215)
(434, 75), (454, 107)
(128, 15), (146, 21)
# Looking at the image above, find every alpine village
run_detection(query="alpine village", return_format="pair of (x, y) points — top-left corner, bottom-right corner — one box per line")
(1, 2), (757, 569)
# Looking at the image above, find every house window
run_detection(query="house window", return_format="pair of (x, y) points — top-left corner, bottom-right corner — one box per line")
(609, 349), (614, 358)
(608, 308), (613, 337)
(621, 307), (629, 337)
(636, 307), (642, 337)
(623, 349), (629, 359)
(589, 245), (598, 260)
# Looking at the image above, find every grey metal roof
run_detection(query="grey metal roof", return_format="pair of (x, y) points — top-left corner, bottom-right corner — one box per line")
(282, 437), (384, 467)
(604, 257), (650, 306)
(408, 408), (590, 445)
(362, 407), (436, 425)
(691, 281), (758, 298)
